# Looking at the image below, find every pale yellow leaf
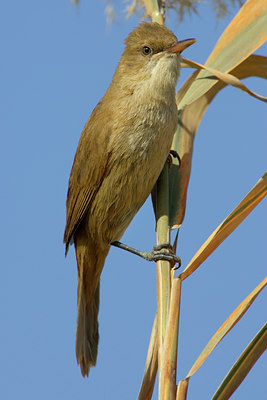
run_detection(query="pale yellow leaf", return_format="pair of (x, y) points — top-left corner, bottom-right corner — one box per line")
(180, 173), (267, 281)
(186, 278), (267, 378)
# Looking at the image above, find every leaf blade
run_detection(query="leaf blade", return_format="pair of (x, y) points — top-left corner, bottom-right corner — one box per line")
(186, 278), (267, 378)
(138, 315), (158, 400)
(179, 173), (267, 281)
(169, 55), (267, 228)
(181, 57), (267, 103)
(178, 0), (267, 108)
(212, 324), (267, 400)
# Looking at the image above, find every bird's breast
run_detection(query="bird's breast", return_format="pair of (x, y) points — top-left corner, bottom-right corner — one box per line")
(87, 88), (178, 244)
(113, 91), (178, 162)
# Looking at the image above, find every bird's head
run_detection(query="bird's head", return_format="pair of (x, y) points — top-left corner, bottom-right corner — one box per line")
(114, 23), (196, 94)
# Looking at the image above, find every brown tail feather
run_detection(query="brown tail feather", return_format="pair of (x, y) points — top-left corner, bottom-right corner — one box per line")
(76, 280), (100, 377)
(74, 230), (109, 377)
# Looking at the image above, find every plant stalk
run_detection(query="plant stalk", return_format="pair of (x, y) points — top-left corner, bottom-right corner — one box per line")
(155, 162), (172, 398)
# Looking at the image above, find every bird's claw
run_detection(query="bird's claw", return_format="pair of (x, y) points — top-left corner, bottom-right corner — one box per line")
(141, 242), (181, 268)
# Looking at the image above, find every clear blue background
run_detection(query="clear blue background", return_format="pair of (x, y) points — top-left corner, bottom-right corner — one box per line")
(1, 1), (266, 399)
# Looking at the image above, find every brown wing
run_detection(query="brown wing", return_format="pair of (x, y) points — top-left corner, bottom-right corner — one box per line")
(63, 101), (111, 254)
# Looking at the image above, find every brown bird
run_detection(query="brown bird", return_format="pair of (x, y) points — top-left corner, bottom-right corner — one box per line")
(64, 22), (195, 377)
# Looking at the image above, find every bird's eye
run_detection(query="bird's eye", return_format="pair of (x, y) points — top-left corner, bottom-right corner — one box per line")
(142, 46), (152, 56)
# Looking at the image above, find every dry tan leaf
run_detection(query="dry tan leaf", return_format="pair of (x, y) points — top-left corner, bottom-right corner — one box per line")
(138, 315), (158, 400)
(178, 0), (267, 108)
(169, 55), (267, 228)
(185, 277), (267, 378)
(167, 0), (267, 229)
(212, 323), (267, 400)
(179, 172), (267, 281)
(181, 57), (267, 104)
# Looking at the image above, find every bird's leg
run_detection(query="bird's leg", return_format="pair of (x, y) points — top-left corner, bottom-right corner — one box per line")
(111, 241), (181, 268)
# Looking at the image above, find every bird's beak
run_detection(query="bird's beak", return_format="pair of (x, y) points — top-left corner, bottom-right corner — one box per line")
(168, 38), (196, 54)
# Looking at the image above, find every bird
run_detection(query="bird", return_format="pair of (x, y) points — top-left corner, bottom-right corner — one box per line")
(63, 22), (195, 377)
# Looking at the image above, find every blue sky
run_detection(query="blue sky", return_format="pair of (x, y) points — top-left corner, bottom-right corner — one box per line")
(1, 1), (266, 399)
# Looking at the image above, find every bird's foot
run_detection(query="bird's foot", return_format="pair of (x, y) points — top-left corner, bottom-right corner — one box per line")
(111, 241), (181, 268)
(140, 243), (181, 267)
